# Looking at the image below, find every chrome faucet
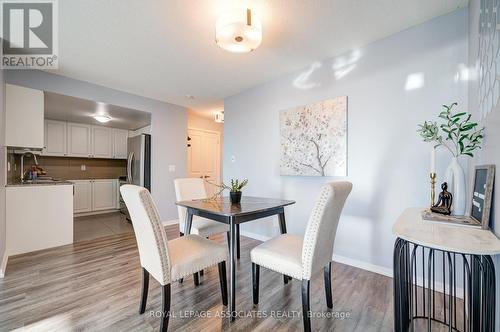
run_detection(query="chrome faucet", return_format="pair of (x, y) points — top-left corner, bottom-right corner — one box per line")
(20, 151), (39, 182)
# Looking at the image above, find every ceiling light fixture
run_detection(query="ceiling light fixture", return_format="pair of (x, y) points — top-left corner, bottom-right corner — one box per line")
(94, 115), (112, 123)
(214, 111), (224, 123)
(216, 8), (262, 53)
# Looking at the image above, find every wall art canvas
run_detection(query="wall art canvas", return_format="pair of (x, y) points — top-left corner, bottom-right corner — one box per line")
(280, 96), (347, 177)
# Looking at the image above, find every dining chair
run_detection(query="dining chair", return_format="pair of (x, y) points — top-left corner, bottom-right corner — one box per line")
(250, 181), (352, 332)
(174, 178), (241, 262)
(120, 184), (228, 332)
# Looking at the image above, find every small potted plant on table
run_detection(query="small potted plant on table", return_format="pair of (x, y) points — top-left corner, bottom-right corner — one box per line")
(226, 179), (248, 204)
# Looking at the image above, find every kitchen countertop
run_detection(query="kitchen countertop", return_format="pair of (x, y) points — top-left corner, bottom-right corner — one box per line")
(6, 180), (74, 187)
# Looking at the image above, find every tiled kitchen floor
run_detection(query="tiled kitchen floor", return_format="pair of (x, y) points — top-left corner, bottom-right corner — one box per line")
(74, 212), (134, 242)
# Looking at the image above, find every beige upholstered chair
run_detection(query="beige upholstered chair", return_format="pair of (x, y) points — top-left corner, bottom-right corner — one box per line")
(250, 181), (352, 332)
(174, 178), (241, 262)
(120, 185), (228, 332)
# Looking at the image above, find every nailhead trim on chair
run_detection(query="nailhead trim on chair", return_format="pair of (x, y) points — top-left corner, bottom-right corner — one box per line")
(301, 185), (332, 280)
(140, 190), (172, 285)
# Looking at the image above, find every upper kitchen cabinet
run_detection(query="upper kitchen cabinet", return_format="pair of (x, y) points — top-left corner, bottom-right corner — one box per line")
(43, 119), (67, 156)
(112, 128), (128, 159)
(92, 126), (113, 158)
(5, 84), (44, 149)
(67, 122), (92, 157)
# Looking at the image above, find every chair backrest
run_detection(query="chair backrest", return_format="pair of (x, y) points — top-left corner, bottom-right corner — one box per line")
(301, 181), (352, 280)
(120, 185), (171, 285)
(174, 178), (208, 225)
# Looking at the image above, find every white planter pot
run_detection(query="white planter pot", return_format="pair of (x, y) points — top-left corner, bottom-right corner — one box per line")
(444, 157), (466, 215)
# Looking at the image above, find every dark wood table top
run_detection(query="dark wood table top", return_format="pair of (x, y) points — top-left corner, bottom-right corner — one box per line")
(175, 196), (295, 217)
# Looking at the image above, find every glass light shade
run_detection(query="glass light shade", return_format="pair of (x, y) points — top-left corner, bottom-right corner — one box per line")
(94, 115), (111, 123)
(216, 9), (262, 53)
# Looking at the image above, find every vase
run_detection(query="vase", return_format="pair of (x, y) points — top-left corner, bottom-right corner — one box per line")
(230, 191), (242, 204)
(444, 157), (466, 215)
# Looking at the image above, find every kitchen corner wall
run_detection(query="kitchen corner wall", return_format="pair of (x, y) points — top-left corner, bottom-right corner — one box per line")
(0, 68), (6, 276)
(5, 70), (187, 221)
(467, 1), (500, 329)
(224, 9), (468, 272)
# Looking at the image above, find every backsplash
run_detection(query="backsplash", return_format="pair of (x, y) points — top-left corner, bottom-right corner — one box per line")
(7, 151), (126, 183)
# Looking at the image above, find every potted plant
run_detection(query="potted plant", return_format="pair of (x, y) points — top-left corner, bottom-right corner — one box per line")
(417, 103), (484, 214)
(219, 179), (248, 204)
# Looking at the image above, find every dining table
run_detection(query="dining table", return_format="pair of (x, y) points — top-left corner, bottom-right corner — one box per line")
(175, 196), (295, 321)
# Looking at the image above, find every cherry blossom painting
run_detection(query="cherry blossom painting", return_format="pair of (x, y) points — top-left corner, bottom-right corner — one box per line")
(280, 96), (347, 176)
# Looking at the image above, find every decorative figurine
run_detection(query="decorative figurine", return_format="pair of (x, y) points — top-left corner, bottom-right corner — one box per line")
(431, 182), (453, 215)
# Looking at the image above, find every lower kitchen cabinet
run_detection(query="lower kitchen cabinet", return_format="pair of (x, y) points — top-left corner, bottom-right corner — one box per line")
(72, 180), (93, 213)
(71, 179), (118, 214)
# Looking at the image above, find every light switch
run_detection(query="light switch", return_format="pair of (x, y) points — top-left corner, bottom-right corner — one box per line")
(81, 165), (86, 171)
(168, 165), (176, 172)
(231, 155), (236, 163)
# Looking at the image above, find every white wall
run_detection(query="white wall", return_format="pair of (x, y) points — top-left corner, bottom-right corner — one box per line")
(467, 0), (500, 328)
(5, 70), (187, 221)
(0, 68), (6, 277)
(224, 9), (468, 272)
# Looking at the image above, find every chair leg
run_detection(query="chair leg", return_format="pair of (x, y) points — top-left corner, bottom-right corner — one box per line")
(139, 267), (149, 314)
(226, 231), (230, 251)
(236, 224), (240, 259)
(200, 269), (204, 276)
(160, 284), (171, 332)
(284, 275), (289, 284)
(324, 262), (333, 309)
(302, 280), (312, 332)
(193, 272), (200, 286)
(178, 232), (184, 284)
(252, 263), (260, 305)
(218, 262), (228, 306)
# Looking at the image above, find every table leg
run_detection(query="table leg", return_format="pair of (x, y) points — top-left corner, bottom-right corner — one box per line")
(236, 224), (240, 259)
(183, 210), (193, 235)
(229, 217), (237, 321)
(278, 211), (291, 283)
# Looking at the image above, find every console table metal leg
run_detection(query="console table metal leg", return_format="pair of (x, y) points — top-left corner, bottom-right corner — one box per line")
(393, 238), (496, 332)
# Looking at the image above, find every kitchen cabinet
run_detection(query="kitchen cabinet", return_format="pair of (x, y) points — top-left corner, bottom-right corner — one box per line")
(72, 180), (93, 213)
(92, 179), (117, 211)
(67, 122), (92, 157)
(112, 128), (128, 159)
(6, 184), (73, 256)
(5, 84), (44, 149)
(71, 179), (119, 214)
(92, 126), (113, 158)
(43, 119), (67, 156)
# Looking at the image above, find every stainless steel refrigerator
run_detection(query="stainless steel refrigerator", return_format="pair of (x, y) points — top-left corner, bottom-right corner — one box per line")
(120, 134), (151, 220)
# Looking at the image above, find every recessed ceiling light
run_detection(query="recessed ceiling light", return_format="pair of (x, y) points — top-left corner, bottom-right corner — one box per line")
(94, 115), (112, 123)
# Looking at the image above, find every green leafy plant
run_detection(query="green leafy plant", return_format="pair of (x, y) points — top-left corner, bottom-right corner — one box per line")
(221, 179), (248, 193)
(205, 178), (249, 200)
(417, 103), (484, 158)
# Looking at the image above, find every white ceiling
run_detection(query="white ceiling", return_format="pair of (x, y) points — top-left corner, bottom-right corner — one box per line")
(45, 92), (151, 130)
(53, 0), (468, 117)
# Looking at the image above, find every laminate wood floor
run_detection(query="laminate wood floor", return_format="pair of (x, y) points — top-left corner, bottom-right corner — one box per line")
(0, 225), (396, 331)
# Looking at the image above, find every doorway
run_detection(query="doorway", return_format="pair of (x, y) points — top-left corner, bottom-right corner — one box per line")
(187, 128), (222, 197)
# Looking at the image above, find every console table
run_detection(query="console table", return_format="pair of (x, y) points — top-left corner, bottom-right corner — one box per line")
(393, 208), (500, 332)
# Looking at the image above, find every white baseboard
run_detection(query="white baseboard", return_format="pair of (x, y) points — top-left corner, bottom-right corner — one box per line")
(0, 253), (8, 278)
(74, 209), (120, 217)
(332, 253), (393, 277)
(240, 230), (273, 242)
(162, 219), (180, 226)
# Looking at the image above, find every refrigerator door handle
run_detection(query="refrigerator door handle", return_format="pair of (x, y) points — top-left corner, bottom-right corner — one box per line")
(127, 152), (134, 183)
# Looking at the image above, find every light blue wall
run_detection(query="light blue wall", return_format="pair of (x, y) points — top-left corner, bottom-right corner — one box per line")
(4, 70), (187, 221)
(467, 0), (500, 328)
(224, 9), (468, 272)
(0, 68), (5, 273)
